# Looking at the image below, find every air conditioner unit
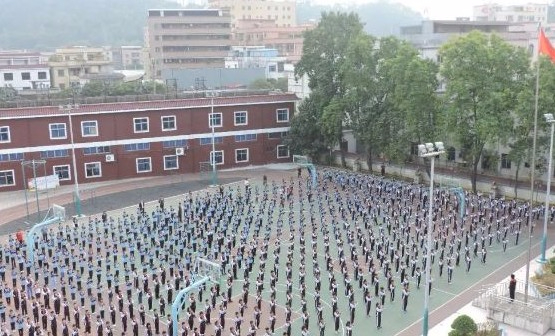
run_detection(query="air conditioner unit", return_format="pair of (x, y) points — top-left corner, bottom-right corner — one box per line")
(175, 147), (185, 156)
(105, 154), (115, 162)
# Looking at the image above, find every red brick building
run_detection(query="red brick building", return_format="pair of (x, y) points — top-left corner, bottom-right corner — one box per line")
(0, 93), (297, 191)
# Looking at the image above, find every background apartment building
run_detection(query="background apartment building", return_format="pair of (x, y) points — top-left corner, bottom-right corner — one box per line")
(473, 2), (549, 23)
(0, 51), (50, 91)
(233, 19), (312, 63)
(208, 0), (296, 27)
(146, 9), (233, 78)
(48, 46), (115, 89)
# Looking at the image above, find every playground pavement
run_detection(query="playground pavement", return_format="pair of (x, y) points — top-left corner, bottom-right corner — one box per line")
(2, 165), (555, 335)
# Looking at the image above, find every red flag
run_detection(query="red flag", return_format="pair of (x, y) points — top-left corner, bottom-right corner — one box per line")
(539, 28), (555, 62)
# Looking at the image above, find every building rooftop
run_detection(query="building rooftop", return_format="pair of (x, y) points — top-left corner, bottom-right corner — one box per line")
(0, 93), (298, 119)
(431, 19), (513, 26)
(0, 64), (49, 70)
(0, 51), (42, 57)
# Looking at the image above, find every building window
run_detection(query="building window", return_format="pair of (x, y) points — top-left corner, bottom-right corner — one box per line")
(209, 113), (222, 128)
(268, 131), (288, 139)
(53, 165), (71, 181)
(134, 117), (149, 133)
(85, 162), (101, 178)
(0, 153), (23, 162)
(123, 143), (150, 151)
(81, 121), (98, 137)
(164, 155), (179, 170)
(0, 170), (15, 187)
(49, 123), (67, 139)
(40, 150), (69, 159)
(38, 72), (47, 80)
(235, 148), (249, 163)
(210, 150), (224, 165)
(235, 134), (257, 142)
(277, 145), (290, 158)
(162, 139), (188, 148)
(57, 69), (65, 77)
(136, 157), (152, 173)
(276, 108), (290, 123)
(234, 111), (248, 126)
(161, 116), (176, 131)
(199, 137), (223, 145)
(83, 146), (110, 155)
(0, 126), (10, 143)
(501, 153), (511, 169)
(21, 72), (30, 80)
(3, 73), (13, 81)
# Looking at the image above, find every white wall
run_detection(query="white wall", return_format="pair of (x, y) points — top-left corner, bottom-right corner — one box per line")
(0, 67), (50, 90)
(287, 71), (310, 99)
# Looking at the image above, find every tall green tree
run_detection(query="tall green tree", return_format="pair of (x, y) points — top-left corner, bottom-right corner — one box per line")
(509, 57), (555, 197)
(340, 35), (437, 171)
(439, 31), (530, 192)
(293, 11), (365, 166)
(286, 94), (330, 161)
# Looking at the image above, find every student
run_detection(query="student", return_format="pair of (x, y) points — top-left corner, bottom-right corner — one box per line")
(365, 292), (372, 316)
(509, 274), (517, 302)
(376, 302), (383, 329)
(334, 310), (340, 333)
(402, 285), (409, 312)
(345, 321), (353, 336)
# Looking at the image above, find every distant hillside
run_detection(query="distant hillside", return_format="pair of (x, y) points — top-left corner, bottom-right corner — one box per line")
(0, 0), (183, 50)
(297, 1), (423, 36)
(0, 0), (422, 51)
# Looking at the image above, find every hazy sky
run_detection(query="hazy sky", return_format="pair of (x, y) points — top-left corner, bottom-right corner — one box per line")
(310, 0), (550, 19)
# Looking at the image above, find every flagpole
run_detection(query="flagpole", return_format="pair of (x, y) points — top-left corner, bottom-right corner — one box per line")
(525, 22), (542, 304)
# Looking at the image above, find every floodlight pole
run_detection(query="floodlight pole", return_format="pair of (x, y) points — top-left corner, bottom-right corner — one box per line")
(418, 142), (445, 336)
(525, 54), (541, 303)
(540, 114), (555, 263)
(209, 94), (218, 186)
(32, 160), (40, 223)
(60, 104), (82, 217)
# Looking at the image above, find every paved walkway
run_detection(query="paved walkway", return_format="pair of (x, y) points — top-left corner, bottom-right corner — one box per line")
(428, 244), (555, 336)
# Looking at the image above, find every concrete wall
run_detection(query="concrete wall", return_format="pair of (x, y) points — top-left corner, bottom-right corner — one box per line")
(334, 154), (555, 203)
(488, 309), (550, 335)
(162, 67), (266, 90)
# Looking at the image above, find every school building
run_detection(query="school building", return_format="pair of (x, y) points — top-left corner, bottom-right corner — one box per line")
(0, 93), (297, 191)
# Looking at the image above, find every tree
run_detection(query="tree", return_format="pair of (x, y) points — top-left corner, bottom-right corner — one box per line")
(293, 11), (365, 165)
(248, 78), (287, 91)
(286, 94), (330, 162)
(509, 57), (555, 197)
(439, 31), (531, 193)
(395, 57), (442, 151)
(449, 315), (478, 336)
(340, 35), (437, 171)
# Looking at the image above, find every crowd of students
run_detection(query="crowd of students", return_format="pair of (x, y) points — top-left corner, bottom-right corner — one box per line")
(0, 167), (540, 335)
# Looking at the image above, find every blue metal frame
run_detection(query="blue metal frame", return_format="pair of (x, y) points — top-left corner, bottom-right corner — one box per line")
(171, 276), (210, 336)
(450, 187), (465, 222)
(26, 216), (62, 266)
(307, 163), (317, 187)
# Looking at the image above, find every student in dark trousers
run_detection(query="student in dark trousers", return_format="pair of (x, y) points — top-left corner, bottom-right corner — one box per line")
(333, 310), (340, 333)
(345, 321), (353, 336)
(376, 303), (383, 329)
(509, 274), (517, 302)
(402, 285), (409, 312)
